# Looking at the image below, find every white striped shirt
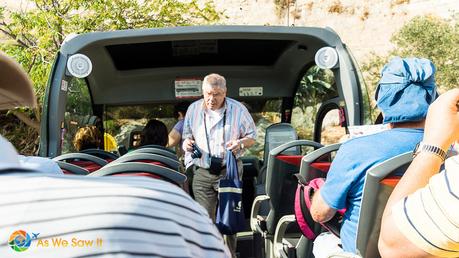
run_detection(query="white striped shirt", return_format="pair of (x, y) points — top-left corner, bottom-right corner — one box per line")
(0, 173), (231, 258)
(182, 97), (256, 168)
(392, 155), (459, 257)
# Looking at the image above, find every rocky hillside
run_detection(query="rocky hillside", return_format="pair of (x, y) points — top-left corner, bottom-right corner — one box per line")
(3, 0), (458, 63)
(211, 0), (458, 62)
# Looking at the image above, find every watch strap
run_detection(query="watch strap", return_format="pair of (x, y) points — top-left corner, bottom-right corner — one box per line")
(413, 142), (447, 162)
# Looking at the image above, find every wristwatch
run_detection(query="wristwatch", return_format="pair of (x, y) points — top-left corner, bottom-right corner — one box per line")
(413, 141), (447, 162)
(238, 139), (245, 150)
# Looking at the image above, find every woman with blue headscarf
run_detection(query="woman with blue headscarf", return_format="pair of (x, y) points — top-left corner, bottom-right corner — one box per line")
(310, 57), (437, 257)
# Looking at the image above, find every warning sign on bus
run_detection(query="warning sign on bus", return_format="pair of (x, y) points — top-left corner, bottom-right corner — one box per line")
(239, 87), (263, 97)
(174, 78), (203, 99)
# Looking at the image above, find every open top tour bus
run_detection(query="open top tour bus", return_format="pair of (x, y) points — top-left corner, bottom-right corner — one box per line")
(40, 25), (376, 258)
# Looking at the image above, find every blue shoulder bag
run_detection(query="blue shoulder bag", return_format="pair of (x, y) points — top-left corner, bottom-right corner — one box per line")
(216, 150), (246, 235)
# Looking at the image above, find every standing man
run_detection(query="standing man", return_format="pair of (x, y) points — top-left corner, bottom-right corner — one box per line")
(182, 73), (257, 257)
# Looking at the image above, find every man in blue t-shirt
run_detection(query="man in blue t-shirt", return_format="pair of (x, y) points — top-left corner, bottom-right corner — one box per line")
(310, 57), (437, 256)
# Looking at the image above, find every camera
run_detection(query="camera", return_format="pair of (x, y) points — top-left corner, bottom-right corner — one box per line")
(191, 143), (202, 159)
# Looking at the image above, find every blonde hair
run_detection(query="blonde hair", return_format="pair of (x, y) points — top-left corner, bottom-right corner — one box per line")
(73, 125), (102, 151)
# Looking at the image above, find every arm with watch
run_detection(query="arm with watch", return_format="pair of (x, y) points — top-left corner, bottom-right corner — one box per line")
(226, 137), (255, 155)
(379, 89), (459, 258)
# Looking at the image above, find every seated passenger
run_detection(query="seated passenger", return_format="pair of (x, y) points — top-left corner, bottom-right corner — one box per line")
(379, 89), (459, 258)
(73, 125), (102, 151)
(139, 119), (168, 147)
(310, 57), (437, 256)
(0, 51), (231, 257)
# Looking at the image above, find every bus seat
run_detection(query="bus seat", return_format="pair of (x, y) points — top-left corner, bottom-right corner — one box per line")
(253, 123), (301, 220)
(273, 143), (342, 258)
(301, 143), (342, 181)
(241, 156), (260, 219)
(251, 140), (323, 258)
(105, 153), (180, 171)
(80, 148), (119, 162)
(112, 172), (161, 180)
(55, 161), (89, 175)
(53, 153), (108, 173)
(263, 123), (299, 163)
(138, 144), (176, 154)
(355, 151), (412, 258)
(127, 146), (178, 161)
(89, 162), (186, 186)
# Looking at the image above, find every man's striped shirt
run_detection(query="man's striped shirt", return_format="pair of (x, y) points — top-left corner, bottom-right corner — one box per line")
(0, 173), (230, 258)
(392, 155), (459, 257)
(182, 97), (256, 168)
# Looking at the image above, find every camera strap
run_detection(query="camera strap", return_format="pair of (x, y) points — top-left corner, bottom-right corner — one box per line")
(203, 109), (226, 158)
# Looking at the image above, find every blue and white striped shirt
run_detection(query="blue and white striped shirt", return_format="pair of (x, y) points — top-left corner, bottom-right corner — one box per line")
(182, 97), (256, 168)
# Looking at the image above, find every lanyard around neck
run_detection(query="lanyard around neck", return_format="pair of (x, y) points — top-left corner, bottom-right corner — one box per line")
(203, 109), (226, 157)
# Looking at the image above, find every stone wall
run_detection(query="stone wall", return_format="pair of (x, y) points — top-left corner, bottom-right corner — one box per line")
(3, 0), (458, 63)
(212, 0), (459, 61)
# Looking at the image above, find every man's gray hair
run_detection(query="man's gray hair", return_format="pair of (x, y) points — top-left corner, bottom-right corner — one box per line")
(202, 73), (226, 90)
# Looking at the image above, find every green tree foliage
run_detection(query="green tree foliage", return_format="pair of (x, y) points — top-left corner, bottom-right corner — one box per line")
(0, 0), (221, 154)
(292, 65), (337, 140)
(294, 65), (336, 114)
(362, 15), (459, 103)
(0, 0), (221, 107)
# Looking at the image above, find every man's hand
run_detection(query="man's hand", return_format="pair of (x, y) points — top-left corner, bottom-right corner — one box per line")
(182, 138), (195, 152)
(423, 89), (459, 150)
(226, 139), (242, 155)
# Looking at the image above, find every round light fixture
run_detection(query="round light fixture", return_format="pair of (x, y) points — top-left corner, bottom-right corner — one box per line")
(67, 54), (92, 78)
(315, 47), (339, 69)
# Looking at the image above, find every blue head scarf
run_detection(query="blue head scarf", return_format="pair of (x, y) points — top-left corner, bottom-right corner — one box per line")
(376, 57), (436, 124)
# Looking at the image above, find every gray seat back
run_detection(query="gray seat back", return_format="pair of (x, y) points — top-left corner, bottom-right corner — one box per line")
(128, 147), (178, 161)
(89, 162), (186, 186)
(108, 153), (180, 171)
(263, 123), (299, 163)
(300, 143), (341, 181)
(265, 140), (323, 234)
(356, 151), (412, 258)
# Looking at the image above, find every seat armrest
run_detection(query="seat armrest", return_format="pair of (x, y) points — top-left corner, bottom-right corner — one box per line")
(273, 215), (296, 258)
(250, 195), (270, 232)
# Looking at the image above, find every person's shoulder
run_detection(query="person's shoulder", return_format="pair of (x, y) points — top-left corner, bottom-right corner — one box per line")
(188, 99), (203, 109)
(4, 174), (203, 212)
(226, 97), (248, 111)
(18, 155), (63, 175)
(185, 99), (203, 116)
(175, 119), (184, 127)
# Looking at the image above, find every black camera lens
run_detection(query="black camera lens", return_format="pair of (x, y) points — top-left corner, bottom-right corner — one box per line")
(191, 143), (202, 159)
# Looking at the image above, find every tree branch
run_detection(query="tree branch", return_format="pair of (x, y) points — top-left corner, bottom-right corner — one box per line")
(0, 24), (30, 48)
(27, 54), (36, 74)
